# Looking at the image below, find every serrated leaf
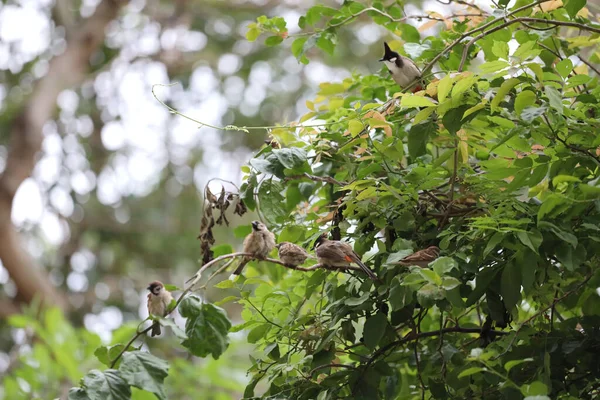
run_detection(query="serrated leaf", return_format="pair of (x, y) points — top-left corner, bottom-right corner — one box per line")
(179, 296), (232, 359)
(119, 351), (169, 400)
(68, 388), (90, 400)
(492, 40), (509, 59)
(247, 323), (271, 344)
(479, 60), (509, 73)
(82, 369), (131, 400)
(430, 257), (458, 276)
(272, 148), (307, 169)
(246, 27), (261, 42)
(452, 76), (478, 100)
(545, 86), (563, 113)
(389, 277), (414, 311)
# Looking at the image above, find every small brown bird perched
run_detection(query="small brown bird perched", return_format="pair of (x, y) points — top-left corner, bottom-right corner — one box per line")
(147, 281), (173, 337)
(394, 246), (440, 268)
(276, 242), (312, 267)
(233, 220), (276, 275)
(314, 235), (379, 281)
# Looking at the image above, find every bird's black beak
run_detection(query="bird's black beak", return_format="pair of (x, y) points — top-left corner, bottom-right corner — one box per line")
(251, 221), (259, 230)
(146, 286), (152, 291)
(378, 57), (385, 62)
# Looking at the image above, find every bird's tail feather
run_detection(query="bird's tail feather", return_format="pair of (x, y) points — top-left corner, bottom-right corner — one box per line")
(151, 322), (161, 337)
(233, 257), (250, 275)
(355, 259), (379, 281)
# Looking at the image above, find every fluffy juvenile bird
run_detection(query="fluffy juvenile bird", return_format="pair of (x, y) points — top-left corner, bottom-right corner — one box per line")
(314, 235), (379, 281)
(276, 242), (312, 267)
(147, 281), (173, 337)
(233, 220), (276, 275)
(394, 246), (440, 268)
(379, 42), (423, 92)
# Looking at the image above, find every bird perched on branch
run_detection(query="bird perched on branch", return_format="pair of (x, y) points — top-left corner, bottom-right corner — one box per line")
(314, 235), (379, 281)
(379, 42), (423, 92)
(232, 220), (276, 275)
(276, 242), (312, 267)
(147, 281), (173, 337)
(394, 246), (440, 268)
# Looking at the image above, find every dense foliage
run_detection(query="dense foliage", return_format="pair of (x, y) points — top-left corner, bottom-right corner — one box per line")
(6, 0), (600, 399)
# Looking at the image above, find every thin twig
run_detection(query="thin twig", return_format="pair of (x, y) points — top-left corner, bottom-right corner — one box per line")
(458, 18), (600, 71)
(496, 274), (592, 358)
(285, 173), (346, 186)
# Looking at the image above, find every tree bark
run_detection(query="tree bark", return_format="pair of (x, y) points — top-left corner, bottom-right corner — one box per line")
(0, 0), (125, 313)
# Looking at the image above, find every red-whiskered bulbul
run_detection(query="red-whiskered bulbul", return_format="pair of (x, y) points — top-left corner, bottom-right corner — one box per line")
(379, 42), (423, 92)
(314, 235), (379, 281)
(233, 220), (276, 275)
(147, 281), (173, 337)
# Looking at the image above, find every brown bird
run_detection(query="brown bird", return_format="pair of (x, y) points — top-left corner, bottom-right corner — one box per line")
(233, 220), (276, 275)
(276, 242), (312, 267)
(314, 235), (379, 281)
(147, 281), (174, 337)
(394, 246), (440, 268)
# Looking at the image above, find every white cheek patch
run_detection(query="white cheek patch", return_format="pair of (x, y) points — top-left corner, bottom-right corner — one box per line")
(389, 57), (397, 62)
(384, 60), (399, 72)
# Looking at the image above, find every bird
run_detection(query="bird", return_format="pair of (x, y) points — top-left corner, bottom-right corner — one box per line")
(232, 220), (276, 275)
(314, 235), (379, 281)
(146, 281), (174, 337)
(276, 242), (312, 267)
(379, 42), (423, 92)
(394, 246), (440, 268)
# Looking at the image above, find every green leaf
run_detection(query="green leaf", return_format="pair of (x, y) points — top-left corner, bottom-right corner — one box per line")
(348, 119), (364, 136)
(484, 232), (505, 257)
(389, 277), (414, 311)
(246, 28), (261, 42)
(466, 267), (499, 306)
(521, 381), (548, 396)
(291, 37), (307, 57)
(179, 296), (232, 359)
(505, 358), (533, 372)
(82, 369), (131, 400)
(399, 23), (421, 42)
(211, 244), (233, 258)
(247, 323), (272, 343)
(157, 318), (188, 340)
(437, 75), (453, 102)
(345, 292), (371, 306)
(418, 269), (443, 285)
(94, 344), (126, 367)
(442, 106), (468, 135)
(556, 58), (573, 78)
(305, 269), (327, 298)
(272, 148), (307, 169)
(501, 262), (521, 309)
(119, 351), (169, 400)
(491, 78), (520, 111)
(582, 292), (600, 316)
(265, 35), (283, 46)
(430, 257), (458, 276)
(492, 41), (509, 59)
(316, 33), (336, 55)
(458, 367), (485, 378)
(408, 122), (432, 159)
(400, 95), (436, 108)
(564, 0), (585, 18)
(479, 60), (510, 73)
(545, 86), (563, 113)
(68, 388), (90, 400)
(538, 221), (577, 248)
(278, 225), (304, 243)
(363, 312), (388, 349)
(451, 76), (478, 100)
(515, 230), (542, 254)
(515, 90), (537, 115)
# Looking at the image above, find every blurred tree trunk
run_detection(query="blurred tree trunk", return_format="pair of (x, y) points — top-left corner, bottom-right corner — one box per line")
(0, 0), (125, 315)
